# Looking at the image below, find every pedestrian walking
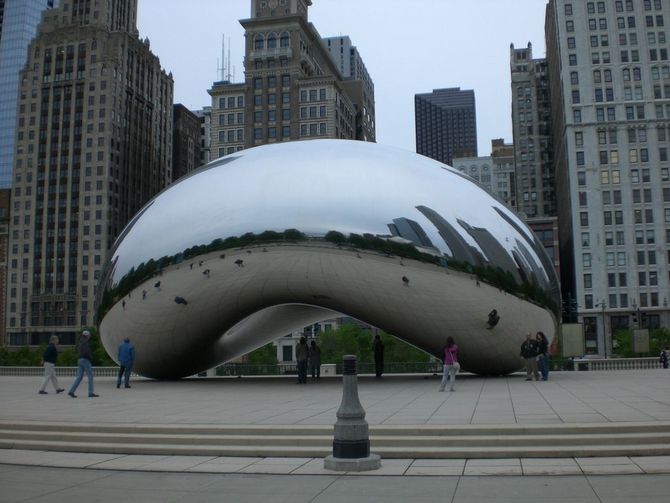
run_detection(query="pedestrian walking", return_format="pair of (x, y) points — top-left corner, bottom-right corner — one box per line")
(438, 336), (460, 391)
(373, 334), (384, 378)
(536, 331), (550, 381)
(67, 330), (99, 398)
(309, 340), (321, 380)
(520, 333), (540, 381)
(661, 346), (669, 369)
(38, 336), (65, 395)
(116, 337), (135, 388)
(295, 337), (309, 384)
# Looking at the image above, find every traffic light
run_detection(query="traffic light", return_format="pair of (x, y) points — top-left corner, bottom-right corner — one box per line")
(640, 312), (648, 327)
(632, 311), (638, 324)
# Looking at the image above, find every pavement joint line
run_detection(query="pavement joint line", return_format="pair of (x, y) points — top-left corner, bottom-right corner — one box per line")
(2, 454), (669, 476)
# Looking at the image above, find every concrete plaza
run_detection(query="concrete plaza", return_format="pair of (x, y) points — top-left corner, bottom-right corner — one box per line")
(1, 369), (670, 501)
(1, 369), (669, 426)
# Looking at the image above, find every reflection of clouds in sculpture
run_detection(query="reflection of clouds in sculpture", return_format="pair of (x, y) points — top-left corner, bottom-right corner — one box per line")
(98, 140), (560, 379)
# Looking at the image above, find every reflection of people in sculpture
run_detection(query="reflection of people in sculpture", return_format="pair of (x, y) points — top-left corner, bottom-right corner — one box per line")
(487, 309), (500, 329)
(373, 334), (384, 378)
(174, 296), (188, 305)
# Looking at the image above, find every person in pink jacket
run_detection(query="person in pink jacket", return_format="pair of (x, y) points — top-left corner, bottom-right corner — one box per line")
(438, 336), (460, 392)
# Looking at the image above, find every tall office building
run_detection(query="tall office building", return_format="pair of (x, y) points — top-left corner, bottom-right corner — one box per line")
(546, 0), (670, 354)
(0, 0), (56, 189)
(510, 42), (555, 218)
(208, 0), (375, 159)
(324, 36), (375, 141)
(172, 104), (201, 181)
(414, 87), (477, 166)
(6, 0), (173, 345)
(195, 106), (212, 166)
(0, 189), (9, 345)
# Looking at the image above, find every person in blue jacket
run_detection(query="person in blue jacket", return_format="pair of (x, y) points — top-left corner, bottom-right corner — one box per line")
(117, 337), (135, 388)
(38, 335), (65, 395)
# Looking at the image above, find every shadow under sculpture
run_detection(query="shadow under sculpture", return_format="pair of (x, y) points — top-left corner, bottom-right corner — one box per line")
(96, 140), (560, 378)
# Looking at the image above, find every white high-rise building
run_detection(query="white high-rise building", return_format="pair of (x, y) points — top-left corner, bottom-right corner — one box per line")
(546, 0), (670, 354)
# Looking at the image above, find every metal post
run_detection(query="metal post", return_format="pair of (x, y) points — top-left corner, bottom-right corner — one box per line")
(324, 355), (381, 471)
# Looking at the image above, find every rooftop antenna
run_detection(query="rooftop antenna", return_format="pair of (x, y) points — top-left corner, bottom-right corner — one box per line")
(226, 36), (233, 81)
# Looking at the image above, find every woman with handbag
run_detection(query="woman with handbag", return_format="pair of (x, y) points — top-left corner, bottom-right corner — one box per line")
(438, 336), (460, 392)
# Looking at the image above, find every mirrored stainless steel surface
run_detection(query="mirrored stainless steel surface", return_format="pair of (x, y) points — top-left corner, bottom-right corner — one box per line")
(97, 140), (560, 378)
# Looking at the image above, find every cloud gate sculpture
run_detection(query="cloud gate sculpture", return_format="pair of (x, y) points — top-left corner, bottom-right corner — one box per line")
(97, 140), (560, 378)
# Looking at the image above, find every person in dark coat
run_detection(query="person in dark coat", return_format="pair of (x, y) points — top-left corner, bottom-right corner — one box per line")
(536, 331), (550, 381)
(373, 334), (385, 378)
(295, 337), (309, 384)
(68, 330), (99, 398)
(116, 337), (136, 389)
(309, 340), (321, 380)
(520, 333), (540, 381)
(38, 335), (65, 395)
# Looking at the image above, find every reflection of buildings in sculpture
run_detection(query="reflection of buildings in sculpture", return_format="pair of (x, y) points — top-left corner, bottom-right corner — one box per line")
(456, 219), (522, 283)
(387, 218), (434, 248)
(514, 238), (549, 287)
(494, 207), (560, 297)
(415, 205), (483, 265)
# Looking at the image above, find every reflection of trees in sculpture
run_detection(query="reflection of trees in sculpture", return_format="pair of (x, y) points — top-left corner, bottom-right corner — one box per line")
(97, 226), (556, 324)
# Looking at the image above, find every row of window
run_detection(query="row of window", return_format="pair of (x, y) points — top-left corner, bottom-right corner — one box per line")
(579, 208), (670, 227)
(575, 146), (670, 165)
(567, 0), (664, 16)
(581, 228), (670, 248)
(577, 128), (670, 152)
(582, 249), (665, 270)
(583, 292), (664, 310)
(584, 271), (661, 291)
(253, 32), (290, 51)
(217, 95), (244, 110)
(253, 75), (291, 89)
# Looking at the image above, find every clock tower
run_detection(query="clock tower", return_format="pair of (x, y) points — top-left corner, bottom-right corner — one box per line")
(251, 0), (312, 20)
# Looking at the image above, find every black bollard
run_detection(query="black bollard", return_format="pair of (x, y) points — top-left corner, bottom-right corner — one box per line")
(324, 355), (381, 471)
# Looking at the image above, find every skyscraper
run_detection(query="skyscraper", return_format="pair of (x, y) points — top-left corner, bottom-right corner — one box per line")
(546, 0), (670, 354)
(510, 42), (555, 218)
(6, 0), (173, 346)
(0, 0), (56, 188)
(414, 87), (477, 166)
(172, 104), (201, 181)
(324, 36), (375, 142)
(208, 0), (375, 159)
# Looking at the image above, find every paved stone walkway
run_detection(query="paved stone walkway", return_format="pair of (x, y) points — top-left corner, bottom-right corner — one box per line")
(1, 370), (669, 485)
(1, 464), (669, 502)
(2, 369), (669, 425)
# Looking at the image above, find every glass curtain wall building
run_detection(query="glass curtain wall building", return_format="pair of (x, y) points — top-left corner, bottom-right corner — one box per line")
(0, 0), (56, 188)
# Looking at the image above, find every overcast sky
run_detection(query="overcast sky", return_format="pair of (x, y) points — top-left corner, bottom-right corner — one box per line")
(137, 0), (547, 158)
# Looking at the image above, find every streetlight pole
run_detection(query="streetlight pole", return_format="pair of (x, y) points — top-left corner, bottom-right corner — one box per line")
(596, 301), (607, 358)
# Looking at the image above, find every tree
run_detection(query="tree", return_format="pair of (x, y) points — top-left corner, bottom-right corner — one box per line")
(318, 324), (432, 364)
(247, 343), (277, 365)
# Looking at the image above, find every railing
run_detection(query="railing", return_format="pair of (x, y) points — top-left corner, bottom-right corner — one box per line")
(0, 366), (129, 377)
(572, 357), (661, 371)
(216, 361), (443, 377)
